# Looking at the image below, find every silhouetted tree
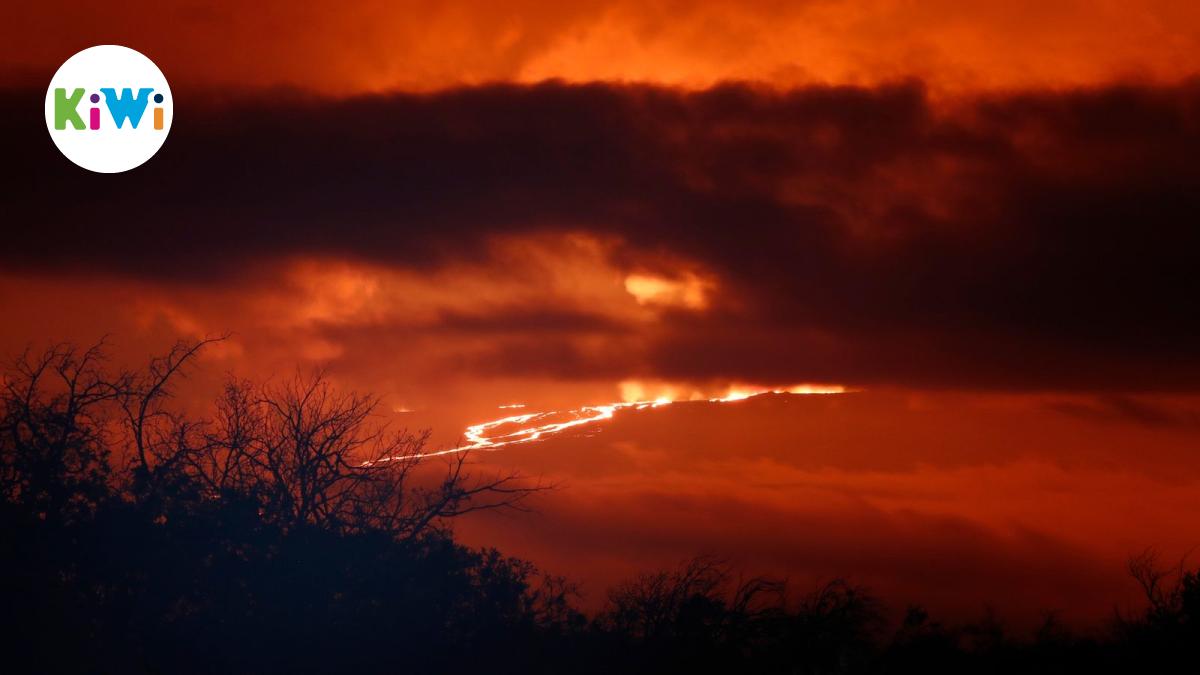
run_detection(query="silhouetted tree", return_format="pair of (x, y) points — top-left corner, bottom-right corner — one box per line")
(1112, 548), (1200, 669)
(0, 341), (123, 523)
(600, 556), (796, 672)
(188, 370), (542, 538)
(1, 339), (558, 674)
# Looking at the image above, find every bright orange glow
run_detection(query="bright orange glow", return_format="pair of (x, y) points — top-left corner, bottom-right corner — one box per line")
(446, 384), (849, 455)
(5, 1), (1200, 93)
(624, 273), (711, 309)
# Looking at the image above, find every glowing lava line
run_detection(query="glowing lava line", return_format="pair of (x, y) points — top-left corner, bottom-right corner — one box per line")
(409, 385), (847, 458)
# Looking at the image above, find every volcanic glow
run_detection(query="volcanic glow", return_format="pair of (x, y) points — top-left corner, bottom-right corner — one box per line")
(433, 384), (848, 456)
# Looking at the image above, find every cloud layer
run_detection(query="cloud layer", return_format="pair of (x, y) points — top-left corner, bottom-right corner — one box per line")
(6, 1), (1200, 91)
(6, 81), (1200, 389)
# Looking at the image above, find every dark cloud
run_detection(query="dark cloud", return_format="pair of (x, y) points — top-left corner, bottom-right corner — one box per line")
(433, 307), (626, 335)
(5, 80), (1200, 389)
(1049, 395), (1200, 429)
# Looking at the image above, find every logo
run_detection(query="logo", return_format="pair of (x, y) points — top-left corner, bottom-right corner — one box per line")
(44, 45), (172, 173)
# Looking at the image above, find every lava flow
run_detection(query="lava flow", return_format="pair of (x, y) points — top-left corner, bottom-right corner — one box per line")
(424, 384), (848, 457)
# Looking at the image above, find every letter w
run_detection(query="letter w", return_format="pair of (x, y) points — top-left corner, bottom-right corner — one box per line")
(100, 88), (154, 129)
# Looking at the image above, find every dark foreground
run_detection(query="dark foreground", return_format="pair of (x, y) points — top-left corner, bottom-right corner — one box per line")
(3, 341), (1198, 674)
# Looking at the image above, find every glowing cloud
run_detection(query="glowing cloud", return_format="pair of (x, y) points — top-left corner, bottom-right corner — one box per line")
(624, 273), (712, 310)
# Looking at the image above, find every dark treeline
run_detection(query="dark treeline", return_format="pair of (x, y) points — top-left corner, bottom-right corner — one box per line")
(2, 339), (1197, 674)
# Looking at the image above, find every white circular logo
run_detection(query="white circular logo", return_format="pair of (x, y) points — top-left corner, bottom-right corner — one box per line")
(44, 45), (172, 173)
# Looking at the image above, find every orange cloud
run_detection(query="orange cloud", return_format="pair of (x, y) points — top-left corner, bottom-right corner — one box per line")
(624, 272), (712, 309)
(5, 1), (1199, 92)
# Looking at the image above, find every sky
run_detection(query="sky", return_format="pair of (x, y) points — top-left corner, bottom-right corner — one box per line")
(4, 0), (1200, 626)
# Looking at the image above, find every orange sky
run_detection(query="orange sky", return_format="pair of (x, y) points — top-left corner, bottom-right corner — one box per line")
(5, 1), (1200, 92)
(5, 0), (1200, 627)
